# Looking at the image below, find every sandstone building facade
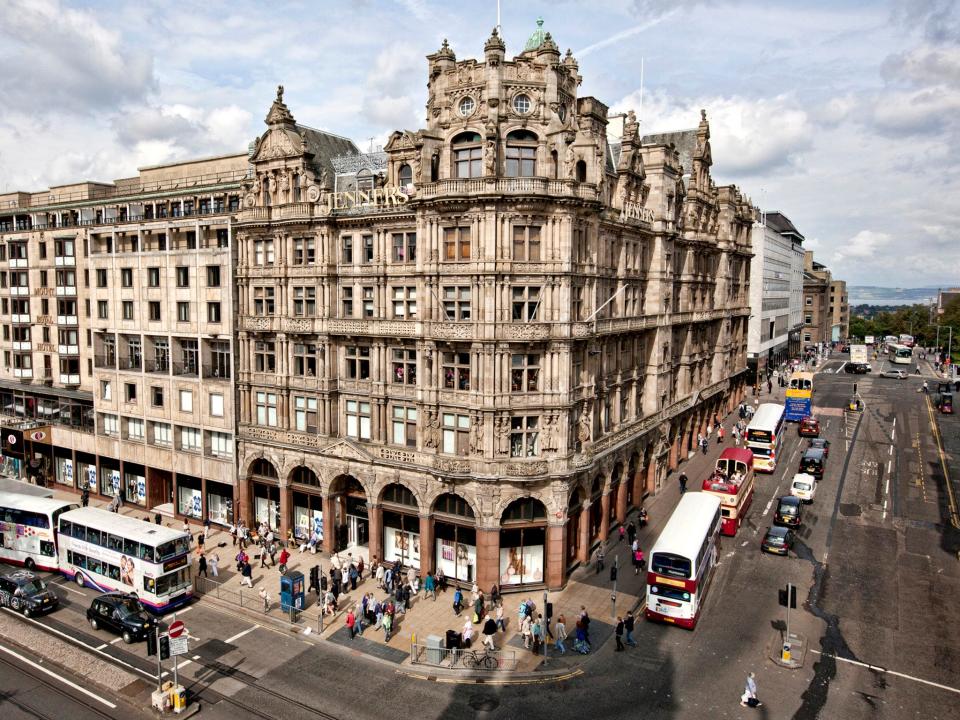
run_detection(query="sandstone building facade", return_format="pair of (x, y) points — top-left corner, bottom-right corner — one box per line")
(233, 28), (754, 590)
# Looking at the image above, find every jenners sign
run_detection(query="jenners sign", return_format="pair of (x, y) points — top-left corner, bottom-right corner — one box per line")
(317, 186), (411, 215)
(620, 201), (654, 225)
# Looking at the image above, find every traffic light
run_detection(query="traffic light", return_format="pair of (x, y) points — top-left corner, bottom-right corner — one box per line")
(159, 634), (171, 661)
(545, 602), (553, 620)
(146, 631), (157, 657)
(778, 584), (797, 609)
(610, 565), (618, 582)
(309, 565), (320, 594)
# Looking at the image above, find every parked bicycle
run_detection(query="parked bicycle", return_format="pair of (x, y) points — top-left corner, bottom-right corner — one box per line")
(459, 649), (500, 670)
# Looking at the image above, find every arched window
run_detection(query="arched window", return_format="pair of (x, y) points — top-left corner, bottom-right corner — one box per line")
(575, 160), (587, 183)
(398, 163), (413, 186)
(551, 149), (558, 179)
(291, 466), (319, 487)
(452, 132), (482, 179)
(433, 493), (475, 519)
(251, 458), (278, 479)
(505, 130), (538, 177)
(501, 497), (547, 523)
(381, 482), (417, 508)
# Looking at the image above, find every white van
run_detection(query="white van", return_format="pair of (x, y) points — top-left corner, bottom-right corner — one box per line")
(790, 473), (817, 503)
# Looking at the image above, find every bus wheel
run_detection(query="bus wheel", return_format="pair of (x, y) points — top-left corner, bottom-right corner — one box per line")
(75, 573), (84, 587)
(24, 558), (36, 571)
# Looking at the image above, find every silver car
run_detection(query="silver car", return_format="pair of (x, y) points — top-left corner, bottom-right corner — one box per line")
(880, 369), (907, 379)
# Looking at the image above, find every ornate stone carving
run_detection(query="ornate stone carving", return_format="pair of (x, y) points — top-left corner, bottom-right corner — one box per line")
(495, 416), (510, 456)
(433, 323), (472, 339)
(505, 461), (547, 477)
(282, 317), (313, 333)
(322, 440), (373, 462)
(423, 410), (440, 449)
(541, 414), (559, 452)
(469, 415), (484, 454)
(504, 323), (549, 340)
(434, 458), (471, 474)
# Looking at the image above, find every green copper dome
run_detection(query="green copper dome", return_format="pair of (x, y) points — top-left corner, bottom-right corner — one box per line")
(524, 17), (546, 51)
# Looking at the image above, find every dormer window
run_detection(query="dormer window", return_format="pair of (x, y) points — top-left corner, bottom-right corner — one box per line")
(398, 163), (413, 186)
(458, 97), (475, 117)
(513, 94), (532, 115)
(505, 130), (538, 177)
(452, 132), (482, 179)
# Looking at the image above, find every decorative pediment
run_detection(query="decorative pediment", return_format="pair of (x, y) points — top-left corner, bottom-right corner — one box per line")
(250, 128), (303, 162)
(322, 439), (373, 462)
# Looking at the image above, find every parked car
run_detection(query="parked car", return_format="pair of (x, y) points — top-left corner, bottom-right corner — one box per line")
(937, 392), (954, 414)
(798, 416), (820, 437)
(761, 526), (795, 556)
(86, 593), (154, 644)
(800, 448), (826, 478)
(845, 363), (871, 374)
(0, 571), (59, 618)
(790, 473), (818, 503)
(774, 496), (803, 527)
(880, 369), (907, 379)
(807, 438), (830, 458)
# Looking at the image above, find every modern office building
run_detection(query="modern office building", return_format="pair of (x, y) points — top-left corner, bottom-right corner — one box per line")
(746, 210), (805, 379)
(233, 26), (754, 591)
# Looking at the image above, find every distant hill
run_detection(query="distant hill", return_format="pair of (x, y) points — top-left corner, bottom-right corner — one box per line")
(848, 286), (939, 306)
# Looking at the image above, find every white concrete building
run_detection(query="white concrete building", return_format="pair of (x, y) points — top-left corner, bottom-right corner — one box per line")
(747, 211), (805, 381)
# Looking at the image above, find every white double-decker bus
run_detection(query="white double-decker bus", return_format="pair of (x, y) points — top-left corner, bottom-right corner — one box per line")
(745, 403), (786, 472)
(645, 493), (722, 630)
(0, 492), (78, 571)
(58, 508), (192, 613)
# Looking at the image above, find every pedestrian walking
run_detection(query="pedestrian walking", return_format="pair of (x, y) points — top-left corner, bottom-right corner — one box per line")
(700, 435), (709, 455)
(717, 425), (725, 444)
(625, 611), (637, 647)
(627, 521), (636, 545)
(197, 531), (205, 551)
(614, 616), (625, 651)
(767, 379), (773, 394)
(278, 547), (290, 573)
(580, 606), (591, 643)
(618, 525), (625, 543)
(521, 614), (533, 649)
(382, 611), (393, 642)
(154, 512), (162, 525)
(633, 547), (644, 574)
(697, 432), (705, 450)
(209, 553), (219, 577)
(495, 601), (506, 632)
(81, 488), (89, 507)
(198, 554), (208, 577)
(679, 472), (688, 495)
(453, 587), (464, 615)
(203, 517), (211, 542)
(740, 672), (761, 708)
(346, 609), (357, 639)
(259, 586), (269, 613)
(482, 616), (498, 650)
(531, 615), (542, 654)
(240, 561), (253, 588)
(424, 571), (436, 601)
(595, 545), (605, 573)
(555, 614), (568, 654)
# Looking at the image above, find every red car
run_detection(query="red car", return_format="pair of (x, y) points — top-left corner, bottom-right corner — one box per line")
(798, 416), (820, 437)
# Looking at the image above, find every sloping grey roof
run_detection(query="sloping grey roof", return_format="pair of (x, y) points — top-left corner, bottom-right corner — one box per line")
(764, 211), (804, 241)
(297, 124), (359, 180)
(642, 129), (697, 174)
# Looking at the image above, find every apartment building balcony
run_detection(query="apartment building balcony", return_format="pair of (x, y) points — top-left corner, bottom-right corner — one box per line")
(146, 359), (170, 374)
(237, 202), (317, 223)
(118, 357), (142, 371)
(202, 364), (231, 380)
(94, 355), (116, 369)
(57, 314), (79, 326)
(58, 344), (80, 356)
(172, 361), (199, 377)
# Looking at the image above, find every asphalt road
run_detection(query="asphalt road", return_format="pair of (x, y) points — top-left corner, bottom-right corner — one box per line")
(5, 354), (959, 720)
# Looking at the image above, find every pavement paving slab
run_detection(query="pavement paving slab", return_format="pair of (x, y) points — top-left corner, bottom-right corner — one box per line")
(326, 625), (410, 663)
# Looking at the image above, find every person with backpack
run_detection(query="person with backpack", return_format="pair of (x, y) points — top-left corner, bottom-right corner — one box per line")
(453, 587), (463, 616)
(240, 561), (253, 588)
(349, 563), (359, 591)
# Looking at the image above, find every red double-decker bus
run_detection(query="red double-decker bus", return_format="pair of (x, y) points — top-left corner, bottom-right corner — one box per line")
(701, 447), (755, 536)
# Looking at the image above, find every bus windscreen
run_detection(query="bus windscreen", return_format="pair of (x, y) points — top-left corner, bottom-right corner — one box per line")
(747, 430), (773, 443)
(651, 552), (691, 579)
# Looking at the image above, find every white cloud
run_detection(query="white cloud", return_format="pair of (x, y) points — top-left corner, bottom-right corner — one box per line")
(832, 230), (893, 262)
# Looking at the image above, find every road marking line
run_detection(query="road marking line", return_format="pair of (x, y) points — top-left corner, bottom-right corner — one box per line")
(161, 671), (169, 678)
(225, 625), (260, 644)
(836, 363), (847, 374)
(892, 417), (897, 428)
(887, 461), (891, 477)
(889, 445), (893, 456)
(891, 428), (896, 442)
(96, 643), (107, 650)
(0, 641), (117, 709)
(52, 580), (86, 596)
(109, 637), (122, 645)
(176, 659), (192, 670)
(0, 608), (155, 680)
(810, 650), (960, 695)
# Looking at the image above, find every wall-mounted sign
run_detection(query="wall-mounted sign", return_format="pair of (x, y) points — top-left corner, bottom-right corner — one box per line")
(620, 201), (654, 225)
(30, 431), (46, 441)
(318, 186), (411, 215)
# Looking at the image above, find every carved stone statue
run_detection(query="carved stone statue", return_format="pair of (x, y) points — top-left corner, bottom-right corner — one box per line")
(565, 143), (576, 179)
(319, 167), (331, 190)
(577, 403), (592, 444)
(411, 153), (422, 183)
(495, 417), (510, 455)
(542, 415), (558, 452)
(277, 85), (284, 103)
(470, 416), (485, 454)
(424, 411), (440, 449)
(484, 140), (497, 175)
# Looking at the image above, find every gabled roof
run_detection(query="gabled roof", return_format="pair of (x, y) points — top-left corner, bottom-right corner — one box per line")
(763, 211), (804, 242)
(297, 124), (358, 179)
(642, 129), (697, 174)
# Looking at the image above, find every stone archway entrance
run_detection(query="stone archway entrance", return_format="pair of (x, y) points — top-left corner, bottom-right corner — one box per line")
(327, 475), (368, 555)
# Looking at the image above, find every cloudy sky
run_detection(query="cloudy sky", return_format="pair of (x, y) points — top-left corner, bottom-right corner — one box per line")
(0, 0), (956, 287)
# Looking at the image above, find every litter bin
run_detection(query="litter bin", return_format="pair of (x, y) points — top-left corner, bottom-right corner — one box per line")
(445, 629), (461, 650)
(280, 570), (305, 612)
(426, 634), (444, 664)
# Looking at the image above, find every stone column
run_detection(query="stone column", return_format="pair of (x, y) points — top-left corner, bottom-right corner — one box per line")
(546, 522), (566, 590)
(279, 483), (292, 538)
(323, 495), (336, 554)
(632, 461), (645, 508)
(367, 503), (382, 562)
(669, 433), (679, 471)
(475, 527), (500, 593)
(599, 491), (611, 541)
(616, 479), (628, 524)
(237, 474), (252, 529)
(646, 457), (657, 494)
(419, 514), (434, 577)
(577, 503), (591, 563)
